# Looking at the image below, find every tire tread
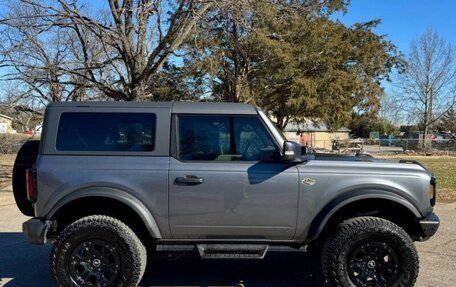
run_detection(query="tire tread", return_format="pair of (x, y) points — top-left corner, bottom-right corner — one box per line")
(50, 215), (147, 287)
(321, 216), (419, 287)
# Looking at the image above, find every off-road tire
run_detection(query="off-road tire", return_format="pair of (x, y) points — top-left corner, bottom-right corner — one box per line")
(321, 216), (419, 287)
(51, 215), (147, 287)
(12, 140), (40, 216)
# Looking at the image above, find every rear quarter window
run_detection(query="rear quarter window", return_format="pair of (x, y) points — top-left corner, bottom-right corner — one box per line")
(56, 112), (156, 152)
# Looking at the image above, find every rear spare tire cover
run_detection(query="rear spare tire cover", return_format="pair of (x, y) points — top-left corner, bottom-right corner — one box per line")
(12, 140), (40, 216)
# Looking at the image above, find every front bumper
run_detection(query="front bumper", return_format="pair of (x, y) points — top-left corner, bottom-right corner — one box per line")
(22, 218), (52, 245)
(419, 212), (440, 241)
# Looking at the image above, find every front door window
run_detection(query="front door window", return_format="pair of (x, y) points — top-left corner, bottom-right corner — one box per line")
(177, 115), (280, 162)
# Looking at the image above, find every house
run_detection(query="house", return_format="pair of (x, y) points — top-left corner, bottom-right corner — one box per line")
(0, 114), (13, 134)
(283, 119), (350, 151)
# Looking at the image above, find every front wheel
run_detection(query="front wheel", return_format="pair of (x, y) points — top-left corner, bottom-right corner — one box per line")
(321, 216), (419, 287)
(51, 215), (147, 287)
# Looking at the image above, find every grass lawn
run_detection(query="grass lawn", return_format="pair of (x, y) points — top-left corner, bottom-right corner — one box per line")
(377, 155), (456, 202)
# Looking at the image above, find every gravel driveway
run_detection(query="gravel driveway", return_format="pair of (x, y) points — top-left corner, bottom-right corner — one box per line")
(0, 191), (455, 287)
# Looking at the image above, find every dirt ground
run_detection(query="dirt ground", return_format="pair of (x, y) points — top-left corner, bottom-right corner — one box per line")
(0, 154), (15, 192)
(0, 190), (455, 287)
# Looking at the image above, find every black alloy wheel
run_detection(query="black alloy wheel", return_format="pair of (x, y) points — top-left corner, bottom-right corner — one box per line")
(51, 215), (147, 287)
(347, 240), (401, 286)
(321, 217), (419, 287)
(68, 239), (122, 286)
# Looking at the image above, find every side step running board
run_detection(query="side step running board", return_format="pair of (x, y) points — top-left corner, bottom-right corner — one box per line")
(196, 244), (268, 259)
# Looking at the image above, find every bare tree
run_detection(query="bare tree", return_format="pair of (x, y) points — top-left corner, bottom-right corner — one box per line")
(398, 29), (456, 142)
(0, 2), (92, 110)
(379, 92), (402, 128)
(0, 82), (44, 131)
(0, 0), (223, 103)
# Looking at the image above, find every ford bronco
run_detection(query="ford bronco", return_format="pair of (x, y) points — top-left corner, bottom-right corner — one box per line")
(13, 102), (439, 286)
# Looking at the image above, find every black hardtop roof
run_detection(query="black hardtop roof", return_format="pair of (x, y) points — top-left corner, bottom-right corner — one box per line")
(47, 101), (258, 115)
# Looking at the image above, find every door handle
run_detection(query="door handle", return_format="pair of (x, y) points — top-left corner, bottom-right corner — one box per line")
(175, 175), (204, 185)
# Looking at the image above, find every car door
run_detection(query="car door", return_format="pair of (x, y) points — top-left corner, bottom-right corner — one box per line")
(169, 114), (299, 240)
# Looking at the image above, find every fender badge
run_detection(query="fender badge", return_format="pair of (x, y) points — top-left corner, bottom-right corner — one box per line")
(302, 178), (316, 186)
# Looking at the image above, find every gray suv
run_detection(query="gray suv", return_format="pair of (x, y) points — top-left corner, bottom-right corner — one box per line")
(13, 102), (439, 287)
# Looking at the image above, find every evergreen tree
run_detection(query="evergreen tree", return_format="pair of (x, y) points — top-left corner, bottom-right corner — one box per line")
(182, 0), (403, 130)
(438, 108), (456, 132)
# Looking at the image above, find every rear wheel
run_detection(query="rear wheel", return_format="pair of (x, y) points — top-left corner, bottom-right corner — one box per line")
(321, 216), (419, 287)
(12, 140), (40, 216)
(51, 215), (147, 287)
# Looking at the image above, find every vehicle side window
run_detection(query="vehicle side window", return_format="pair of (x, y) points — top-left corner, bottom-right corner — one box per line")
(56, 112), (156, 152)
(233, 117), (280, 162)
(177, 115), (279, 162)
(178, 115), (231, 160)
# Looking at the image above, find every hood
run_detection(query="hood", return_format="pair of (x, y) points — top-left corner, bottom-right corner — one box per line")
(303, 153), (432, 176)
(306, 153), (375, 162)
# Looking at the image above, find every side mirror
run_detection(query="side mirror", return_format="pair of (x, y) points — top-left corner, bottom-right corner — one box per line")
(282, 141), (304, 163)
